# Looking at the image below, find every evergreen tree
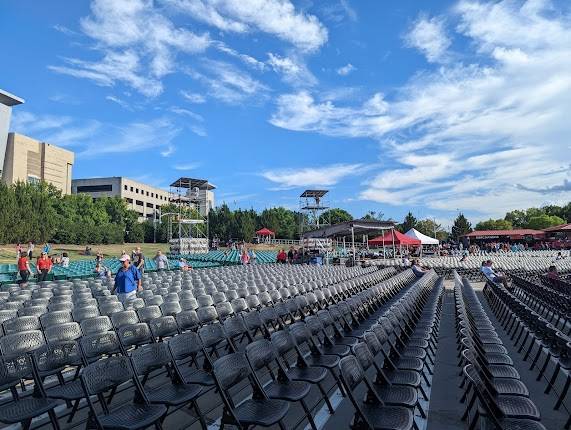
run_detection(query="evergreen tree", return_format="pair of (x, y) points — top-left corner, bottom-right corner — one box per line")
(451, 213), (472, 241)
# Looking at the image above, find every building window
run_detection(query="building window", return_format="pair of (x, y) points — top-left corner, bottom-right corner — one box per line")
(76, 184), (113, 193)
(146, 202), (154, 208)
(126, 198), (133, 204)
(130, 186), (133, 192)
(137, 212), (144, 217)
(151, 192), (154, 198)
(136, 188), (139, 194)
(146, 191), (149, 196)
(27, 175), (40, 185)
(135, 200), (143, 206)
(124, 185), (128, 191)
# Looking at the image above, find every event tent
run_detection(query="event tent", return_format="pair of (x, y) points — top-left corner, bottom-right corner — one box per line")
(256, 228), (275, 237)
(368, 230), (421, 246)
(405, 228), (439, 245)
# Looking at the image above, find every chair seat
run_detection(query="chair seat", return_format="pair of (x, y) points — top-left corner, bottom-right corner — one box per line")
(484, 353), (513, 366)
(286, 366), (327, 383)
(98, 404), (167, 430)
(492, 379), (530, 397)
(499, 418), (547, 430)
(496, 395), (541, 420)
(360, 404), (414, 430)
(321, 344), (350, 357)
(404, 338), (429, 349)
(333, 336), (358, 347)
(146, 383), (202, 406)
(481, 344), (508, 354)
(265, 380), (311, 401)
(233, 398), (289, 427)
(179, 368), (215, 386)
(0, 397), (60, 424)
(394, 357), (424, 371)
(399, 346), (426, 360)
(305, 353), (340, 369)
(487, 364), (520, 379)
(373, 384), (418, 407)
(386, 370), (422, 387)
(47, 380), (84, 400)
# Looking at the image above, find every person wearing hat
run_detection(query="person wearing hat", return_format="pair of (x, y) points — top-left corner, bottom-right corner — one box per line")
(112, 255), (141, 306)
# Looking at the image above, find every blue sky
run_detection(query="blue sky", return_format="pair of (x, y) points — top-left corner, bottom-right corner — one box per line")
(1, 0), (570, 228)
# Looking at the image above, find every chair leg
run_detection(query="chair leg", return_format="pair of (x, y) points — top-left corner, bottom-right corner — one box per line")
(555, 375), (571, 410)
(193, 399), (208, 430)
(545, 363), (561, 395)
(317, 382), (335, 414)
(48, 409), (61, 430)
(301, 398), (318, 430)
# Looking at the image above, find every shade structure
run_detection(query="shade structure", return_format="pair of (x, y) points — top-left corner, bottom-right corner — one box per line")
(256, 228), (275, 237)
(368, 230), (421, 246)
(405, 228), (439, 245)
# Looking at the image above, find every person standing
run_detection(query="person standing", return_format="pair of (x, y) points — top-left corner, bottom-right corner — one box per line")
(27, 241), (34, 259)
(36, 252), (53, 282)
(133, 247), (145, 275)
(287, 247), (294, 264)
(17, 251), (32, 286)
(153, 250), (169, 271)
(249, 249), (257, 265)
(112, 255), (141, 306)
(241, 249), (250, 265)
(16, 243), (22, 257)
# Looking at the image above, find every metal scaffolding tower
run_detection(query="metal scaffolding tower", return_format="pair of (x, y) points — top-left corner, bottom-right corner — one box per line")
(167, 177), (209, 247)
(299, 189), (330, 236)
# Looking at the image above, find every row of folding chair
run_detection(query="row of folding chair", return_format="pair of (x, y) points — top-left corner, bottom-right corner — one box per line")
(338, 270), (445, 430)
(453, 271), (546, 430)
(511, 275), (571, 335)
(0, 267), (415, 429)
(483, 278), (571, 428)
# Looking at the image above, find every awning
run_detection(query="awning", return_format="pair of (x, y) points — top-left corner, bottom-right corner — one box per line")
(405, 228), (439, 245)
(369, 230), (421, 246)
(256, 228), (275, 236)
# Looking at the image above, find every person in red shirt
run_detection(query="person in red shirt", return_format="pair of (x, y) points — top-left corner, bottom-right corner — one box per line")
(277, 249), (287, 264)
(17, 251), (32, 286)
(36, 252), (53, 282)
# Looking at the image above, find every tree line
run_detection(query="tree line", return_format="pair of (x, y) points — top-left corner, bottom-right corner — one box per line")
(0, 181), (142, 244)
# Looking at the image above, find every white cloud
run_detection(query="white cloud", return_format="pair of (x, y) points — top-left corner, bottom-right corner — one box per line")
(404, 15), (451, 62)
(213, 41), (266, 70)
(174, 162), (201, 171)
(50, 0), (210, 96)
(180, 90), (206, 104)
(186, 60), (269, 104)
(267, 53), (317, 87)
(12, 111), (182, 157)
(106, 95), (133, 110)
(163, 0), (328, 52)
(168, 106), (204, 122)
(270, 0), (571, 218)
(261, 163), (365, 188)
(336, 63), (356, 76)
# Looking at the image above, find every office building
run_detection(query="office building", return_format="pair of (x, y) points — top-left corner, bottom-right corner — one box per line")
(0, 89), (24, 177)
(72, 177), (172, 221)
(2, 132), (74, 194)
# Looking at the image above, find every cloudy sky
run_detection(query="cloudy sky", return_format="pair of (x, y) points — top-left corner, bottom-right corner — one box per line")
(1, 0), (570, 227)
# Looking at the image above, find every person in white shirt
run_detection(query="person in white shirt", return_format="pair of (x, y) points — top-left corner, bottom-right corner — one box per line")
(60, 252), (70, 268)
(481, 260), (510, 289)
(411, 260), (428, 278)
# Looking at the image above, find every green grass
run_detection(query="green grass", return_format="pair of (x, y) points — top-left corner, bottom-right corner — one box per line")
(0, 243), (170, 264)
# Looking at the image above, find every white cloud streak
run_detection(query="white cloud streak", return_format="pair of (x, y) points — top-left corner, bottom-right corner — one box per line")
(163, 0), (328, 52)
(261, 163), (366, 189)
(270, 0), (571, 217)
(336, 63), (356, 76)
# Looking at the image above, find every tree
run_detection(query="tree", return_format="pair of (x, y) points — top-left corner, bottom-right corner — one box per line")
(319, 208), (352, 225)
(398, 212), (417, 233)
(451, 213), (472, 241)
(362, 210), (385, 221)
(526, 214), (565, 230)
(475, 218), (513, 231)
(416, 219), (443, 238)
(504, 210), (527, 228)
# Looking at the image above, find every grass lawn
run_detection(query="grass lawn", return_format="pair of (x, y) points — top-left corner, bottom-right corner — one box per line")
(0, 243), (170, 264)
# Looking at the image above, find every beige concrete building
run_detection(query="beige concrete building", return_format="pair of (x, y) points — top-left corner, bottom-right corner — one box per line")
(2, 132), (74, 194)
(72, 177), (171, 221)
(0, 89), (25, 177)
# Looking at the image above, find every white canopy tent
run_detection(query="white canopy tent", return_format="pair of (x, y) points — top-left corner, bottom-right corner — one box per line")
(405, 228), (439, 245)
